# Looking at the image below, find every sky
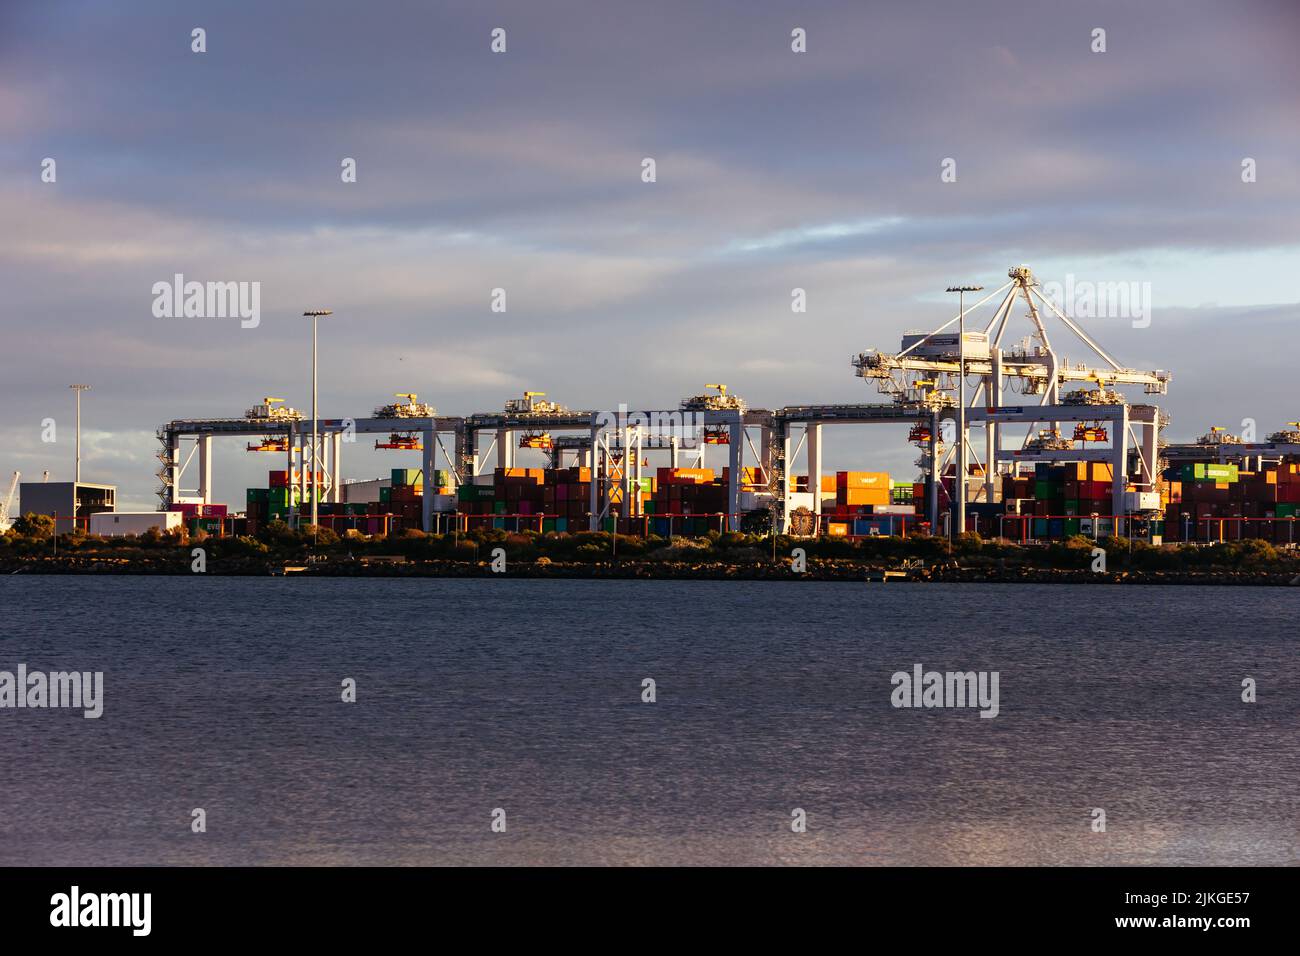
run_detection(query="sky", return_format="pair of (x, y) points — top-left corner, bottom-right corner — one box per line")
(2, 0), (1298, 511)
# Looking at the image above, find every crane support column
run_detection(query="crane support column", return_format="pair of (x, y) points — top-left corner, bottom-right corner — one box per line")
(632, 431), (643, 517)
(298, 437), (309, 518)
(588, 426), (601, 531)
(780, 425), (793, 534)
(1140, 411), (1160, 490)
(727, 420), (742, 530)
(928, 410), (942, 533)
(333, 431), (343, 503)
(169, 431), (183, 509)
(288, 430), (299, 523)
(422, 426), (435, 532)
(986, 348), (1003, 504)
(807, 423), (822, 520)
(497, 429), (513, 470)
(198, 435), (212, 505)
(1112, 405), (1131, 536)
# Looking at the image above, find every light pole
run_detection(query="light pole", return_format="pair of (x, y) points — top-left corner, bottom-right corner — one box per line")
(946, 285), (982, 538)
(303, 310), (333, 536)
(69, 384), (90, 483)
(1182, 512), (1190, 543)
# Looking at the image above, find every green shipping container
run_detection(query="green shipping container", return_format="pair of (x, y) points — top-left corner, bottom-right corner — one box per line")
(391, 468), (423, 487)
(1182, 463), (1239, 482)
(643, 500), (657, 514)
(1277, 503), (1297, 518)
(542, 518), (556, 533)
(1064, 518), (1080, 536)
(494, 501), (507, 514)
(247, 487), (269, 504)
(379, 487), (392, 503)
(1034, 481), (1054, 500)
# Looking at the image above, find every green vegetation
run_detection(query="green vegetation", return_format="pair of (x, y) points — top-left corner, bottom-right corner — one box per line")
(3, 516), (1298, 580)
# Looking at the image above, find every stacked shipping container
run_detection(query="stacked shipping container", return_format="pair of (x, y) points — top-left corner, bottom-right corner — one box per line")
(1164, 462), (1300, 543)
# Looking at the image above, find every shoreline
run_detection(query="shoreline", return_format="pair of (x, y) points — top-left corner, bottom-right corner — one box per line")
(5, 555), (1297, 586)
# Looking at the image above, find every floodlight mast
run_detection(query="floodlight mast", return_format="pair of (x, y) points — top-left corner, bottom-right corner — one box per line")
(69, 385), (91, 483)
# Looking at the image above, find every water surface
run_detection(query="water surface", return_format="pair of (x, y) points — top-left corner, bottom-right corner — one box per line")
(1, 577), (1295, 865)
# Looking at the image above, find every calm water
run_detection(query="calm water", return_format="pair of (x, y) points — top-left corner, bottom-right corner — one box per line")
(1, 577), (1296, 866)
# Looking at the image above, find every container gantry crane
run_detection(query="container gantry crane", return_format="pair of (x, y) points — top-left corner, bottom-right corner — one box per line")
(374, 393), (436, 450)
(0, 471), (18, 532)
(244, 398), (297, 452)
(853, 265), (1171, 521)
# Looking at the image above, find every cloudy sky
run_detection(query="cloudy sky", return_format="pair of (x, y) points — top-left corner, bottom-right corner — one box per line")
(2, 0), (1297, 510)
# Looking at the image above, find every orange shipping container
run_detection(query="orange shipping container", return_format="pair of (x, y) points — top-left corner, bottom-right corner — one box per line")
(822, 475), (837, 493)
(840, 488), (892, 506)
(836, 471), (891, 489)
(668, 468), (715, 484)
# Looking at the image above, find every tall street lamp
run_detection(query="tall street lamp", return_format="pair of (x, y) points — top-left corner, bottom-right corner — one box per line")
(303, 310), (333, 535)
(945, 285), (982, 538)
(69, 384), (90, 484)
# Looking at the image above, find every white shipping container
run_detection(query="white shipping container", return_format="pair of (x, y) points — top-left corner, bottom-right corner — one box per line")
(1125, 491), (1162, 512)
(342, 478), (391, 504)
(90, 512), (183, 537)
(432, 494), (458, 513)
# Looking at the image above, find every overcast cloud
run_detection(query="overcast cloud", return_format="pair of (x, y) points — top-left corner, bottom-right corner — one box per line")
(2, 0), (1297, 509)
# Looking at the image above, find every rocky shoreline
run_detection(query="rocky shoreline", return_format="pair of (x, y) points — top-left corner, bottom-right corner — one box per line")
(5, 554), (1297, 586)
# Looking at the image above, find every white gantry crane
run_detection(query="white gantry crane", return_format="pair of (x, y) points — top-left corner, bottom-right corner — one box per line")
(0, 471), (19, 531)
(853, 265), (1171, 528)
